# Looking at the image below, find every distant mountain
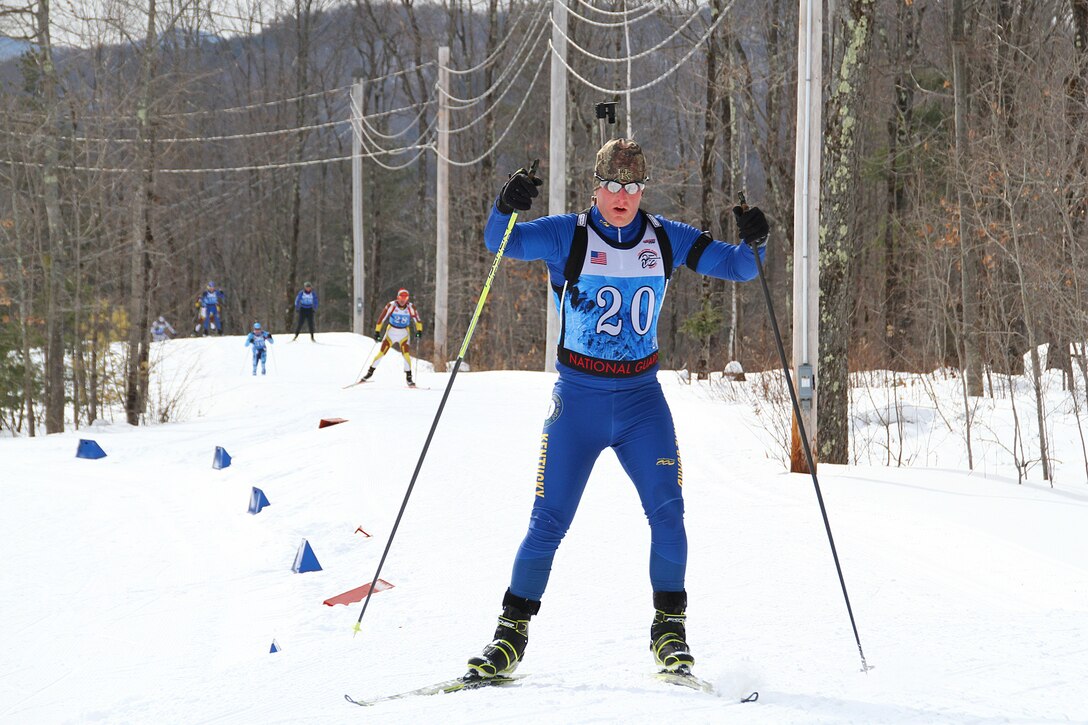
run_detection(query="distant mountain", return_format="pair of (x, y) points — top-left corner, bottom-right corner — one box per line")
(0, 36), (31, 62)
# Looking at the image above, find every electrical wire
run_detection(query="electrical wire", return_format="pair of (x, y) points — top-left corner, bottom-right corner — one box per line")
(349, 92), (437, 156)
(1, 141), (430, 174)
(0, 98), (433, 147)
(548, 3), (732, 96)
(569, 0), (663, 17)
(359, 100), (431, 141)
(548, 4), (705, 64)
(433, 48), (550, 168)
(445, 7), (540, 77)
(550, 0), (663, 29)
(356, 115), (436, 163)
(435, 13), (550, 109)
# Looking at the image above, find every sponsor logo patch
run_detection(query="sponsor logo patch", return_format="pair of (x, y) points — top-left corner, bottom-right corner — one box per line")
(544, 392), (563, 426)
(639, 249), (660, 269)
(656, 458), (676, 466)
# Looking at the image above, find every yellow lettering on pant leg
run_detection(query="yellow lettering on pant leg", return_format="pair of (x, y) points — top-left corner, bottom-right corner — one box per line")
(675, 438), (683, 488)
(535, 433), (548, 498)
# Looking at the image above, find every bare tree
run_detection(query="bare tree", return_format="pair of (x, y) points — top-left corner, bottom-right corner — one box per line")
(817, 0), (877, 464)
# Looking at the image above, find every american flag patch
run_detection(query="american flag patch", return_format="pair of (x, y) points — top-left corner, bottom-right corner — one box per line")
(590, 250), (607, 265)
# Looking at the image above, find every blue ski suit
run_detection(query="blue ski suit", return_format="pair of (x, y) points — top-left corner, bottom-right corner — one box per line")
(484, 203), (763, 601)
(245, 330), (274, 374)
(200, 288), (226, 334)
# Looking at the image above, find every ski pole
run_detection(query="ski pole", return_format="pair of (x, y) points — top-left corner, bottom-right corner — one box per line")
(352, 337), (380, 382)
(353, 160), (538, 635)
(740, 193), (871, 672)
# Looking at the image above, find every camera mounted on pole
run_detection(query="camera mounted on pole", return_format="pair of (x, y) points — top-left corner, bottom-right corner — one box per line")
(594, 101), (618, 147)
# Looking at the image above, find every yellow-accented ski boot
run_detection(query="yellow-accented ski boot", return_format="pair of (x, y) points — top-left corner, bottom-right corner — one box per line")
(651, 590), (695, 672)
(466, 589), (540, 678)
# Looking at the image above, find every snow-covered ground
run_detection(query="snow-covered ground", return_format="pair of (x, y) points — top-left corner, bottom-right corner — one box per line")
(2, 333), (1086, 724)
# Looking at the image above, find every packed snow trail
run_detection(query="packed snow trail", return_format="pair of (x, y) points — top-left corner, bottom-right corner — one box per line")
(1, 334), (1086, 724)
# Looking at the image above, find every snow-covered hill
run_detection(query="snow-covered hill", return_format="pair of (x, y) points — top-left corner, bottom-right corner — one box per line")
(2, 334), (1086, 724)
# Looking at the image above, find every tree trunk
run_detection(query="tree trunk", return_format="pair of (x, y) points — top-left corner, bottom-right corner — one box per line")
(124, 0), (158, 426)
(36, 0), (67, 433)
(817, 0), (876, 464)
(952, 0), (983, 397)
(882, 0), (918, 363)
(284, 0), (313, 331)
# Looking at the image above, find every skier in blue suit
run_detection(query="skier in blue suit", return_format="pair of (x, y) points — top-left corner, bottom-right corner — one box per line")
(197, 281), (226, 336)
(245, 322), (274, 375)
(292, 282), (319, 341)
(466, 139), (770, 680)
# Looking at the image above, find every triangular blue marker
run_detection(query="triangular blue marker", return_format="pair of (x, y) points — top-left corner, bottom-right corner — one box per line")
(248, 487), (270, 514)
(212, 446), (232, 469)
(76, 439), (107, 460)
(270, 639), (281, 653)
(291, 539), (322, 573)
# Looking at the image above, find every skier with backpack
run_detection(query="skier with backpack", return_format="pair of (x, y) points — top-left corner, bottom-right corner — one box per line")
(464, 139), (769, 680)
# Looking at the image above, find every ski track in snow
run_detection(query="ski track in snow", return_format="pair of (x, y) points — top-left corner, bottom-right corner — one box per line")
(1, 333), (1086, 724)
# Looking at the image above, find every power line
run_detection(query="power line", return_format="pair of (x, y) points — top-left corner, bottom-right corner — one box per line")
(569, 0), (663, 17)
(548, 4), (706, 65)
(445, 6), (543, 77)
(551, 0), (663, 29)
(436, 15), (550, 108)
(548, 2), (732, 96)
(433, 48), (550, 168)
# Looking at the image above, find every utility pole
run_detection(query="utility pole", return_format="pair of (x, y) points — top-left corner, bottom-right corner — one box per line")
(436, 46), (450, 366)
(790, 0), (821, 473)
(546, 0), (568, 373)
(351, 70), (366, 335)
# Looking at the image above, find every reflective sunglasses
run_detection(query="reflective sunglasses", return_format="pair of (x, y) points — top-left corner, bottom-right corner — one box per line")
(595, 175), (646, 195)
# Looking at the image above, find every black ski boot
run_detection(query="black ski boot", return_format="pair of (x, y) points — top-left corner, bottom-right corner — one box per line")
(405, 371), (416, 388)
(359, 366), (375, 384)
(466, 589), (540, 678)
(650, 590), (695, 672)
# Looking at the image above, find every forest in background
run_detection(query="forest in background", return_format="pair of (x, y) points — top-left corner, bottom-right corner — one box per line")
(1, 0), (1087, 472)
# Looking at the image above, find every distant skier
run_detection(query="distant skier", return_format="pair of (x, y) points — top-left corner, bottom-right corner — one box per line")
(245, 322), (274, 375)
(197, 281), (226, 336)
(357, 288), (423, 387)
(292, 281), (319, 341)
(150, 316), (176, 342)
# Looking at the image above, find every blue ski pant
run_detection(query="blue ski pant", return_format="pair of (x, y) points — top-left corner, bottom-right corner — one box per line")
(203, 305), (222, 332)
(509, 370), (686, 602)
(251, 348), (267, 373)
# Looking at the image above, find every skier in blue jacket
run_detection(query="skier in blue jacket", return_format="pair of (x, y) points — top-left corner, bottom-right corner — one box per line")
(245, 322), (274, 375)
(292, 282), (318, 341)
(466, 139), (769, 680)
(197, 281), (226, 336)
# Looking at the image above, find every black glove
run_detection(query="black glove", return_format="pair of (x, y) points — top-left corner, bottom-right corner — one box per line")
(373, 330), (381, 342)
(733, 205), (769, 249)
(496, 166), (543, 215)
